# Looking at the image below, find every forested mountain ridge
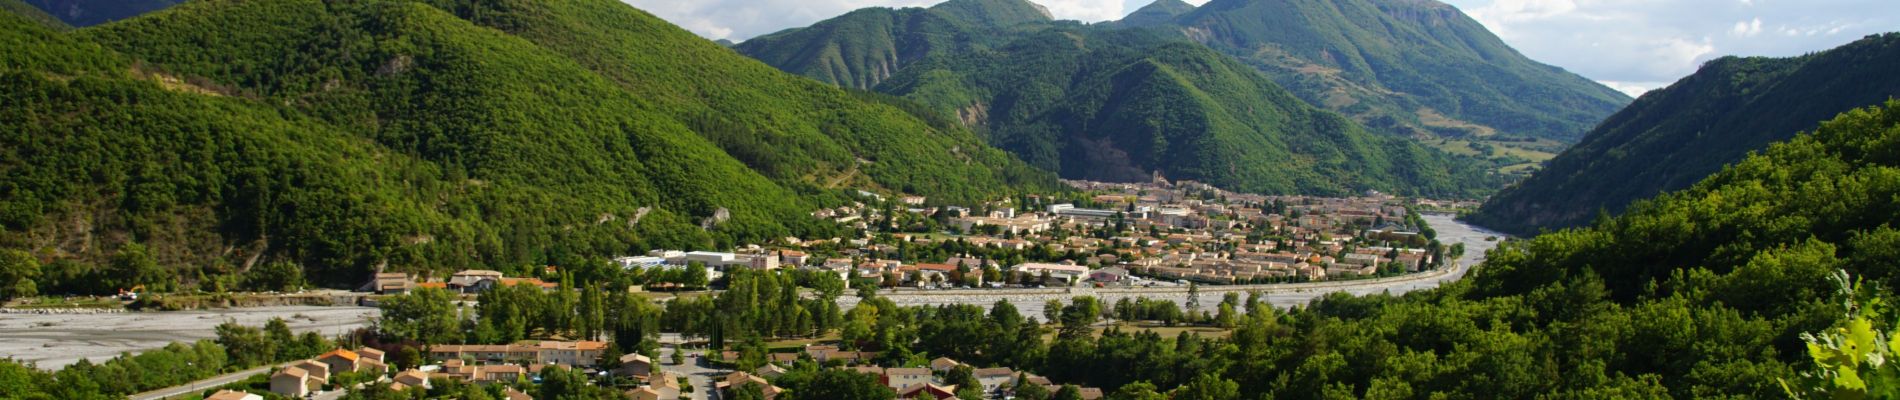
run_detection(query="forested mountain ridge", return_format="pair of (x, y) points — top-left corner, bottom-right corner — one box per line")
(1112, 0), (1195, 28)
(1469, 33), (1900, 235)
(1170, 0), (1631, 144)
(735, 0), (1053, 90)
(0, 0), (1057, 291)
(19, 0), (178, 26)
(739, 0), (1508, 198)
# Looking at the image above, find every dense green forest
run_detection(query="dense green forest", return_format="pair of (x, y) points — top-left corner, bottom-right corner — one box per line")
(740, 0), (1507, 198)
(1471, 33), (1900, 235)
(17, 0), (179, 26)
(1169, 0), (1630, 142)
(1110, 0), (1194, 28)
(0, 0), (1057, 292)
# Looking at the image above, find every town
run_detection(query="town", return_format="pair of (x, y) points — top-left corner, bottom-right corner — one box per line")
(7, 180), (1482, 400)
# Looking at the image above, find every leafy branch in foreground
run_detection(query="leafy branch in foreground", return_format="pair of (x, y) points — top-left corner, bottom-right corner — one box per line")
(1785, 271), (1900, 399)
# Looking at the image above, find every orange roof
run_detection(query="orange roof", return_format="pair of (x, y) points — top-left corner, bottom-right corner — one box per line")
(319, 348), (361, 362)
(417, 282), (447, 289)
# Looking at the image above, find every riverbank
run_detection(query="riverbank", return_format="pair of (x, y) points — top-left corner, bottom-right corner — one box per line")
(0, 305), (377, 370)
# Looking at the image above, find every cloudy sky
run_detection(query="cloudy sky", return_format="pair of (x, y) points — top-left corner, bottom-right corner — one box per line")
(622, 0), (1896, 96)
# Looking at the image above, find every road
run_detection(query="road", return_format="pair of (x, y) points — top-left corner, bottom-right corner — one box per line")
(843, 214), (1507, 317)
(659, 345), (726, 400)
(128, 364), (277, 400)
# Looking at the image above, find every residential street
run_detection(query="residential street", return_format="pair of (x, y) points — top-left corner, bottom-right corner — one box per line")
(127, 364), (277, 400)
(659, 344), (727, 400)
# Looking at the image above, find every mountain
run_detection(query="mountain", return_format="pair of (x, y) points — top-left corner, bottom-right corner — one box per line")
(1469, 33), (1900, 235)
(0, 0), (1056, 288)
(735, 0), (1052, 90)
(1171, 0), (1629, 145)
(2, 0), (63, 29)
(739, 0), (1506, 198)
(20, 0), (179, 26)
(1114, 0), (1195, 28)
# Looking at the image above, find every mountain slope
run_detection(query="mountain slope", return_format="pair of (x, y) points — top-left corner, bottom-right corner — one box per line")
(0, 0), (1054, 289)
(1210, 100), (1900, 398)
(20, 0), (179, 26)
(409, 0), (1058, 203)
(734, 0), (1055, 90)
(877, 28), (1503, 197)
(1469, 33), (1900, 234)
(740, 1), (1505, 197)
(1114, 0), (1195, 28)
(1173, 0), (1629, 143)
(2, 0), (64, 29)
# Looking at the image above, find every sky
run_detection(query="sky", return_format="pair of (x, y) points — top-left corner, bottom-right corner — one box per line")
(620, 0), (1896, 96)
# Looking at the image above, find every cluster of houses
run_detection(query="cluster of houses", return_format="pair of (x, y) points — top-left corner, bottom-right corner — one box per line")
(788, 179), (1444, 286)
(263, 342), (604, 399)
(709, 346), (1101, 400)
(269, 347), (390, 397)
(360, 269), (559, 295)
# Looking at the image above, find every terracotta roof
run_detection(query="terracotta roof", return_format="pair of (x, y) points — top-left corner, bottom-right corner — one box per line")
(205, 390), (259, 400)
(319, 348), (361, 362)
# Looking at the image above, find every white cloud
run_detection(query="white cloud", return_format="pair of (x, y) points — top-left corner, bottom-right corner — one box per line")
(1730, 18), (1761, 37)
(1442, 0), (1893, 88)
(1597, 80), (1669, 97)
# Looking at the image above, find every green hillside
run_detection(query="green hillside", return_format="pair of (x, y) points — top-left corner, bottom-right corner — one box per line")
(19, 0), (179, 26)
(1113, 0), (1195, 28)
(1175, 0), (1629, 143)
(1, 0), (64, 29)
(0, 0), (1055, 289)
(879, 28), (1504, 197)
(1156, 100), (1900, 398)
(739, 1), (1505, 198)
(1470, 33), (1900, 234)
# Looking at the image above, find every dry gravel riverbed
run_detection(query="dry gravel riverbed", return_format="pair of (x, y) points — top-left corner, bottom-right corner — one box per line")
(0, 306), (376, 370)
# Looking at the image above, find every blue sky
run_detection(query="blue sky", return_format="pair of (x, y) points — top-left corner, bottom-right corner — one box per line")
(622, 0), (1896, 96)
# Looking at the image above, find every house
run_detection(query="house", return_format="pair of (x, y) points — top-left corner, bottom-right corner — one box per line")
(316, 349), (362, 374)
(896, 383), (958, 399)
(206, 390), (263, 400)
(286, 360), (331, 383)
(447, 270), (506, 292)
(928, 357), (963, 372)
(391, 369), (431, 391)
(716, 372), (783, 399)
(755, 363), (788, 379)
(361, 273), (414, 294)
(503, 388), (533, 400)
(1088, 267), (1130, 283)
(615, 353), (655, 378)
(973, 367), (1016, 390)
(429, 340), (604, 366)
(536, 341), (608, 366)
(270, 366), (324, 398)
(478, 364), (526, 382)
(1013, 263), (1090, 284)
(358, 347), (387, 364)
(777, 250), (810, 266)
(627, 386), (673, 400)
(884, 367), (933, 390)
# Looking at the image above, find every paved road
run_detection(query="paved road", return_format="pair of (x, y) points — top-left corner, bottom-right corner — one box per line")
(128, 364), (277, 400)
(659, 345), (727, 400)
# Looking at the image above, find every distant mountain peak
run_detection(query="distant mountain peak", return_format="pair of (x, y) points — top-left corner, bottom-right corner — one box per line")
(1117, 0), (1196, 27)
(928, 0), (1052, 27)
